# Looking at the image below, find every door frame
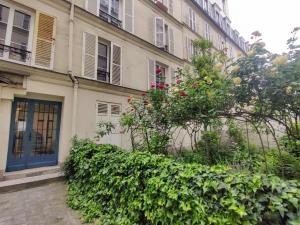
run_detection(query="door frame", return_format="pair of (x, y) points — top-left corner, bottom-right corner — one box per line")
(6, 98), (62, 172)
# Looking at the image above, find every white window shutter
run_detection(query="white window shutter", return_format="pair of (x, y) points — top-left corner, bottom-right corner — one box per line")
(148, 59), (155, 89)
(124, 0), (134, 33)
(82, 32), (97, 79)
(85, 0), (99, 15)
(111, 43), (122, 85)
(169, 27), (174, 54)
(34, 13), (56, 68)
(155, 17), (164, 48)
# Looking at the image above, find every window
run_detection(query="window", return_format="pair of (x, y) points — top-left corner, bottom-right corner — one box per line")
(99, 0), (121, 27)
(148, 59), (170, 89)
(96, 101), (122, 146)
(82, 32), (122, 85)
(205, 23), (211, 41)
(189, 8), (196, 31)
(0, 3), (33, 63)
(215, 11), (220, 24)
(97, 42), (110, 82)
(155, 17), (174, 54)
(155, 62), (166, 84)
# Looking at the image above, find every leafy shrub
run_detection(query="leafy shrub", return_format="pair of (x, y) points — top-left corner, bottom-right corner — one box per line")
(264, 149), (300, 180)
(65, 139), (300, 225)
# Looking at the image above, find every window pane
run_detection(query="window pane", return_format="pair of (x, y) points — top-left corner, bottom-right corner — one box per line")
(111, 0), (119, 18)
(0, 4), (9, 23)
(98, 56), (107, 71)
(100, 0), (109, 13)
(98, 43), (108, 71)
(98, 43), (107, 57)
(13, 11), (30, 30)
(111, 104), (121, 115)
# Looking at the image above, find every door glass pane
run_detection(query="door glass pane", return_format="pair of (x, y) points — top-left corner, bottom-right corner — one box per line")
(31, 103), (59, 156)
(9, 11), (30, 62)
(12, 101), (29, 159)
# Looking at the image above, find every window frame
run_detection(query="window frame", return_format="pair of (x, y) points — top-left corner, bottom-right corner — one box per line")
(0, 1), (35, 65)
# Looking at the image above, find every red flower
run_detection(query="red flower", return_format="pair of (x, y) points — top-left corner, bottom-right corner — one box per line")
(127, 96), (132, 102)
(158, 83), (165, 90)
(150, 82), (156, 88)
(156, 67), (162, 74)
(141, 92), (146, 96)
(165, 83), (169, 87)
(180, 90), (186, 96)
(176, 80), (182, 85)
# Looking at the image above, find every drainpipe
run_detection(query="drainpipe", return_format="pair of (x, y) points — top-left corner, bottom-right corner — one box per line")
(68, 0), (78, 137)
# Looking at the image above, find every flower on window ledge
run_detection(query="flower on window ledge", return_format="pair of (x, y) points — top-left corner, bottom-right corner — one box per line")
(176, 79), (182, 85)
(150, 82), (156, 88)
(180, 90), (187, 96)
(141, 92), (146, 96)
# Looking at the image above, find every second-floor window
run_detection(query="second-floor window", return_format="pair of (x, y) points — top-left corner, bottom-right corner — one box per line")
(82, 32), (122, 85)
(0, 3), (33, 63)
(97, 41), (110, 82)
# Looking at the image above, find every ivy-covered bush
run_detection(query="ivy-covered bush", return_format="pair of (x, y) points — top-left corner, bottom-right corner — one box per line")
(65, 139), (300, 225)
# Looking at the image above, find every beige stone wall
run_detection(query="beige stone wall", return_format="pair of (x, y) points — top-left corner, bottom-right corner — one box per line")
(0, 0), (247, 173)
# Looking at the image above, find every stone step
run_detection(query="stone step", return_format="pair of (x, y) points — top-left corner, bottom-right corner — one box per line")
(0, 172), (64, 193)
(3, 166), (61, 181)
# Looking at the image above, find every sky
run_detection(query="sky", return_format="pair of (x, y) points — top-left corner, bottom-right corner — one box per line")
(229, 0), (300, 54)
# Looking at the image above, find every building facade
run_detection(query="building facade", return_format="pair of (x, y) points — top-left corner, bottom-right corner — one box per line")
(0, 0), (248, 176)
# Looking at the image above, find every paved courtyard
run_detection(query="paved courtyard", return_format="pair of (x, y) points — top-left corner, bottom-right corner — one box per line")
(0, 181), (84, 225)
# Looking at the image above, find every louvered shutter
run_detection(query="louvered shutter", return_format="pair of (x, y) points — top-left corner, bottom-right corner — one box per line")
(155, 17), (164, 48)
(124, 0), (134, 33)
(148, 59), (155, 89)
(85, 0), (99, 15)
(111, 43), (121, 85)
(169, 27), (174, 54)
(82, 32), (97, 79)
(34, 13), (55, 68)
(168, 0), (173, 15)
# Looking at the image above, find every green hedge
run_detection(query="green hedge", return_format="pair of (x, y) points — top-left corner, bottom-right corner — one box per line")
(65, 139), (300, 225)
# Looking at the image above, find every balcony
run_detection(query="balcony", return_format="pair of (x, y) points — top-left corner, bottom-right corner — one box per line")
(97, 69), (110, 83)
(0, 44), (31, 64)
(99, 10), (122, 28)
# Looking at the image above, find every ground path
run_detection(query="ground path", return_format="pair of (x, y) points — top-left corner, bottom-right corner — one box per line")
(0, 181), (84, 225)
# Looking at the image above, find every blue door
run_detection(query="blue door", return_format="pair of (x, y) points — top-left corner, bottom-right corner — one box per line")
(6, 98), (62, 172)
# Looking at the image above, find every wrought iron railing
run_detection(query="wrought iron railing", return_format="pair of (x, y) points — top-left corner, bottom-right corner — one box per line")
(99, 10), (122, 28)
(0, 43), (31, 62)
(97, 69), (110, 82)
